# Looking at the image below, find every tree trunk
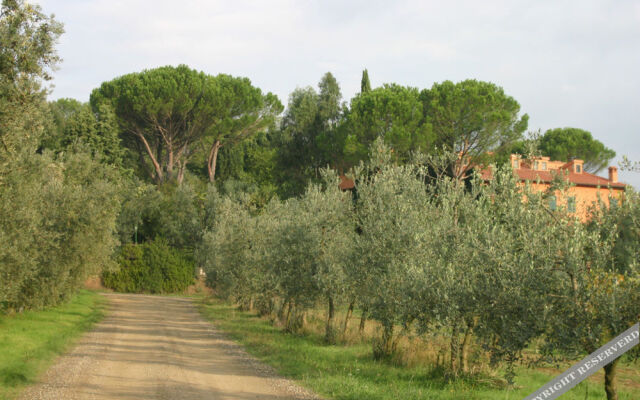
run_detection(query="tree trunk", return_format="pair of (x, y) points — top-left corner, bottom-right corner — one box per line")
(604, 358), (619, 400)
(284, 300), (293, 330)
(460, 317), (478, 373)
(207, 140), (221, 182)
(373, 323), (395, 360)
(278, 298), (289, 322)
(167, 145), (174, 180)
(325, 296), (336, 344)
(177, 160), (186, 185)
(450, 324), (460, 375)
(137, 133), (163, 183)
(359, 306), (368, 334)
(342, 301), (354, 336)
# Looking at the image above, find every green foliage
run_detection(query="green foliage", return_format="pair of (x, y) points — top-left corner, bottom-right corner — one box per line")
(90, 65), (222, 183)
(360, 69), (371, 93)
(422, 79), (528, 179)
(116, 180), (203, 249)
(344, 84), (433, 166)
(43, 99), (125, 167)
(200, 74), (282, 182)
(277, 72), (345, 197)
(0, 150), (121, 312)
(103, 239), (195, 294)
(198, 136), (639, 399)
(0, 0), (122, 314)
(0, 0), (63, 162)
(91, 66), (281, 184)
(539, 127), (616, 172)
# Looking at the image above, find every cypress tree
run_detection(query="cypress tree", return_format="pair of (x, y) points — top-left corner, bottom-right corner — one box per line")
(360, 69), (371, 93)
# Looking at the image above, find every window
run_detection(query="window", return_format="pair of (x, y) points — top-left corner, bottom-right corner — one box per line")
(568, 196), (576, 213)
(542, 162), (547, 170)
(513, 160), (519, 169)
(534, 161), (539, 170)
(549, 195), (557, 211)
(575, 164), (582, 173)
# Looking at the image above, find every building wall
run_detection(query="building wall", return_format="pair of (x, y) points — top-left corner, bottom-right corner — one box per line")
(523, 182), (624, 220)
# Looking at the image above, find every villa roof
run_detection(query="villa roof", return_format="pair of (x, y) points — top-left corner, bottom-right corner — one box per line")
(480, 165), (626, 189)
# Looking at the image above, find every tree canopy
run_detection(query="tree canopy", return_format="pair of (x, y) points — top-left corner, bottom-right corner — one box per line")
(344, 84), (433, 166)
(90, 65), (222, 184)
(0, 0), (63, 164)
(360, 69), (371, 93)
(421, 79), (528, 179)
(201, 74), (282, 182)
(277, 72), (344, 196)
(539, 127), (616, 173)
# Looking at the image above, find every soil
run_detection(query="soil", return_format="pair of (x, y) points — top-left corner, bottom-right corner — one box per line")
(19, 293), (320, 400)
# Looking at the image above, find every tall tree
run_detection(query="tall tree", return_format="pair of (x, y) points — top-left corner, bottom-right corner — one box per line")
(344, 84), (433, 166)
(202, 74), (282, 182)
(278, 72), (345, 196)
(539, 127), (616, 173)
(43, 99), (125, 167)
(360, 69), (371, 93)
(0, 0), (63, 165)
(90, 65), (221, 184)
(421, 79), (528, 180)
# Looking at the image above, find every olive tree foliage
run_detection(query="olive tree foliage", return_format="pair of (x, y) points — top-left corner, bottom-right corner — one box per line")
(272, 175), (354, 342)
(116, 180), (203, 249)
(541, 191), (640, 400)
(0, 0), (121, 313)
(434, 169), (564, 378)
(0, 150), (121, 312)
(0, 0), (62, 166)
(198, 170), (354, 340)
(197, 139), (638, 395)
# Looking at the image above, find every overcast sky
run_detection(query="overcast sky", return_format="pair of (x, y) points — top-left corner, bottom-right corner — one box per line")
(38, 0), (640, 187)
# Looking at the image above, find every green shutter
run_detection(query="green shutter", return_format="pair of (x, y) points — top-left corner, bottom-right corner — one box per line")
(549, 195), (557, 211)
(610, 197), (618, 209)
(568, 196), (576, 213)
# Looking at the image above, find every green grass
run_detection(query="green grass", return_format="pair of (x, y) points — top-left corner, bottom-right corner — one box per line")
(0, 290), (106, 399)
(199, 300), (639, 400)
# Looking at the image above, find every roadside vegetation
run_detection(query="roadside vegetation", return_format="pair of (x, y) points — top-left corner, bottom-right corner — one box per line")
(0, 290), (105, 399)
(198, 142), (640, 399)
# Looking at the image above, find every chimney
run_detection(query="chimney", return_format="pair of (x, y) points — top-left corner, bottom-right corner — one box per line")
(608, 166), (618, 183)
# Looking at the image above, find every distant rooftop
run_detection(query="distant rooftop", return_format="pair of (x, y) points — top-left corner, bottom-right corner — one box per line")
(481, 154), (626, 189)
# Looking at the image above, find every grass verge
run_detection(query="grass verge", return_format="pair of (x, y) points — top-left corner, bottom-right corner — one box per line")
(0, 290), (106, 399)
(199, 299), (639, 400)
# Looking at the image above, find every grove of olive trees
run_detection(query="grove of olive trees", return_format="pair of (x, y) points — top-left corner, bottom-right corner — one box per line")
(197, 141), (639, 399)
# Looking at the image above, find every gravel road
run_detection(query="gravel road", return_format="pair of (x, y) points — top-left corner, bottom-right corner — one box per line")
(20, 293), (320, 400)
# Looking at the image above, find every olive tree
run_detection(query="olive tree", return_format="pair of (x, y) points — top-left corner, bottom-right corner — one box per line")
(351, 142), (438, 359)
(542, 190), (640, 400)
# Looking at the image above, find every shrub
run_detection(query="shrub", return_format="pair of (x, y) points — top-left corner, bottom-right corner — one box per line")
(103, 239), (195, 294)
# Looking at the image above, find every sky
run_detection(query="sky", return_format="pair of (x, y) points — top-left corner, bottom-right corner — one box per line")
(38, 0), (640, 187)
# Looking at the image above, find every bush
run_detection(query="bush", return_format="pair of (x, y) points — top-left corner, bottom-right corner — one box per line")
(103, 239), (195, 294)
(0, 150), (120, 312)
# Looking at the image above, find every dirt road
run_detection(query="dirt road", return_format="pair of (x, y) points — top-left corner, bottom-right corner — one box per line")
(20, 293), (319, 400)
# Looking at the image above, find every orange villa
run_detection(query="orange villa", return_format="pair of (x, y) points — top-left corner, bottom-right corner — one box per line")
(485, 154), (626, 220)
